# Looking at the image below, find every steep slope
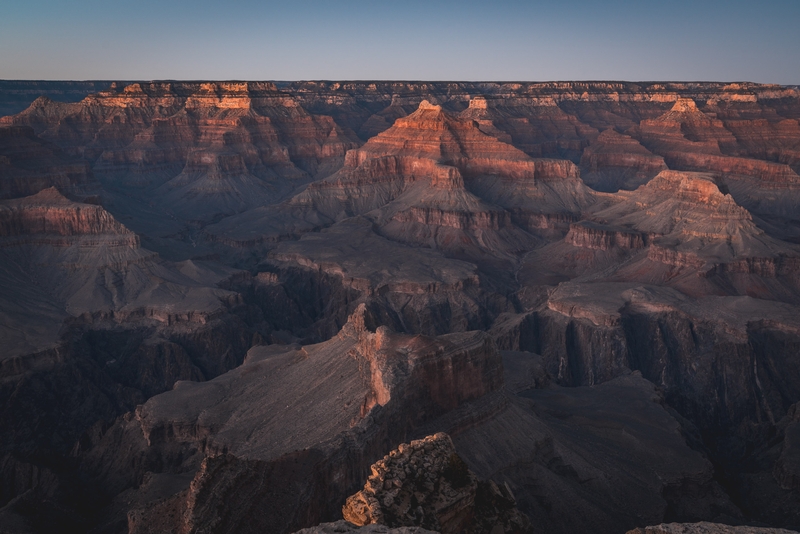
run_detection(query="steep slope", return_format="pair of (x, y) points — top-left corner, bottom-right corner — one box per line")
(341, 433), (531, 533)
(634, 99), (800, 186)
(0, 186), (248, 411)
(454, 361), (741, 534)
(639, 98), (740, 154)
(65, 307), (745, 534)
(0, 187), (148, 356)
(283, 81), (800, 146)
(356, 94), (430, 140)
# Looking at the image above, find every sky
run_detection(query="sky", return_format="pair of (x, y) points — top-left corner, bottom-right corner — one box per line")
(1, 0), (798, 83)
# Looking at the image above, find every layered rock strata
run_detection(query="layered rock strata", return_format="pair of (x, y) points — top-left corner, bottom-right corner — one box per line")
(261, 216), (511, 339)
(1, 82), (361, 227)
(0, 80), (115, 117)
(207, 100), (592, 260)
(516, 168), (800, 294)
(627, 97), (800, 230)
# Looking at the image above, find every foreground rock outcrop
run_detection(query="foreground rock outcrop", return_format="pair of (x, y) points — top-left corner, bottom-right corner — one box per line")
(342, 433), (530, 534)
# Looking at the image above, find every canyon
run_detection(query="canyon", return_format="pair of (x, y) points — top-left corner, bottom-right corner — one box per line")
(0, 80), (799, 534)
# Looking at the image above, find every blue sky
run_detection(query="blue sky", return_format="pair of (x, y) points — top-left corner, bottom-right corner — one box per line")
(1, 0), (798, 83)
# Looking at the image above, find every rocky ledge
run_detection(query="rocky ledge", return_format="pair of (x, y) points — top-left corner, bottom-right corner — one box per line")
(627, 523), (800, 534)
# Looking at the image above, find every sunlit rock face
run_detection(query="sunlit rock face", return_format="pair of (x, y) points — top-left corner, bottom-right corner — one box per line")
(1, 81), (800, 534)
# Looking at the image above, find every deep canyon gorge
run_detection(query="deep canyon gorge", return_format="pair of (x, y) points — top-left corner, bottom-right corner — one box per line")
(0, 80), (799, 534)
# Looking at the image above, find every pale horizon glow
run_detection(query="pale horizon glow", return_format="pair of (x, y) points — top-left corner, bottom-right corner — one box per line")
(1, 0), (798, 85)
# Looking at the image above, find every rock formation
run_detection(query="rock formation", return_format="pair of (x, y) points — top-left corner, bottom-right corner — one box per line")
(515, 169), (800, 302)
(1, 80), (800, 534)
(0, 82), (361, 242)
(342, 433), (531, 534)
(263, 216), (511, 339)
(207, 99), (592, 261)
(627, 96), (800, 236)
